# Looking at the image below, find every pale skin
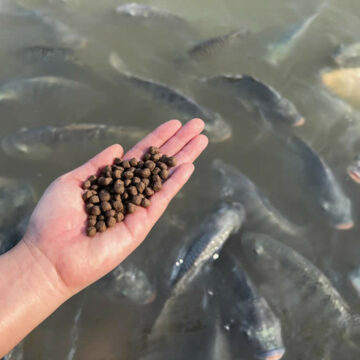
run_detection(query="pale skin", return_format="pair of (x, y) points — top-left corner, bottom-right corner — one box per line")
(0, 118), (208, 357)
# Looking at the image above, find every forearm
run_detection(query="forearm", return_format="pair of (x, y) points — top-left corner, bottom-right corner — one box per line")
(0, 239), (70, 357)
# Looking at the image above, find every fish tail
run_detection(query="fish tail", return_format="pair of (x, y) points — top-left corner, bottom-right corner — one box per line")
(109, 52), (132, 76)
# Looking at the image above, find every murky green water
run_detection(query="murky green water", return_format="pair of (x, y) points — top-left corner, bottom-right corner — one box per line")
(2, 0), (360, 359)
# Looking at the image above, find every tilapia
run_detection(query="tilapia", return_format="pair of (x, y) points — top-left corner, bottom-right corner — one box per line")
(2, 343), (23, 360)
(266, 1), (327, 66)
(241, 233), (359, 347)
(188, 29), (248, 59)
(203, 75), (304, 128)
(280, 134), (353, 230)
(349, 267), (360, 297)
(1, 124), (147, 160)
(213, 160), (303, 238)
(322, 68), (360, 108)
(33, 11), (87, 48)
(105, 263), (156, 305)
(17, 46), (76, 63)
(214, 252), (285, 360)
(149, 203), (245, 340)
(347, 154), (360, 184)
(0, 177), (35, 229)
(332, 43), (360, 67)
(109, 52), (232, 143)
(115, 3), (185, 22)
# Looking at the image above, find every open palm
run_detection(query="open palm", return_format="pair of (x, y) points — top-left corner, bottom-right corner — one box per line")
(22, 119), (208, 296)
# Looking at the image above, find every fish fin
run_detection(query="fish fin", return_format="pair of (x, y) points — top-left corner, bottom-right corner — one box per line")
(109, 52), (132, 76)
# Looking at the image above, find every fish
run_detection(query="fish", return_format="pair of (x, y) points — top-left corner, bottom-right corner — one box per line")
(322, 68), (360, 108)
(348, 267), (360, 297)
(347, 154), (360, 184)
(149, 202), (245, 340)
(33, 11), (87, 48)
(214, 252), (285, 360)
(266, 1), (327, 66)
(188, 29), (248, 59)
(109, 52), (232, 143)
(1, 123), (148, 160)
(0, 177), (35, 229)
(115, 3), (185, 22)
(17, 46), (76, 63)
(332, 43), (360, 67)
(241, 233), (359, 349)
(280, 134), (353, 230)
(213, 160), (303, 238)
(203, 75), (304, 128)
(106, 263), (156, 305)
(2, 343), (24, 360)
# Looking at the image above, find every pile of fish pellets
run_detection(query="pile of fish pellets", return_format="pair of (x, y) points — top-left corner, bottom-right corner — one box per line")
(82, 146), (177, 237)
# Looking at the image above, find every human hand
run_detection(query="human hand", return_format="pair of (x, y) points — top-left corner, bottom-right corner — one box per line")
(21, 118), (208, 298)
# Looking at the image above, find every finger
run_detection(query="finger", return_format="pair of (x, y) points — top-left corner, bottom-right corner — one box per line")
(159, 118), (204, 157)
(172, 134), (208, 168)
(69, 144), (124, 183)
(123, 119), (182, 160)
(123, 163), (195, 239)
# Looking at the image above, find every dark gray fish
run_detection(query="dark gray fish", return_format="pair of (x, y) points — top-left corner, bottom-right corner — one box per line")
(2, 343), (23, 360)
(0, 177), (35, 229)
(265, 1), (327, 66)
(213, 160), (303, 238)
(203, 75), (304, 128)
(188, 29), (248, 59)
(332, 43), (360, 67)
(1, 124), (147, 160)
(109, 52), (232, 143)
(241, 233), (358, 344)
(105, 263), (156, 305)
(347, 154), (360, 184)
(214, 252), (285, 360)
(150, 203), (245, 340)
(280, 135), (353, 230)
(115, 3), (185, 22)
(17, 46), (76, 63)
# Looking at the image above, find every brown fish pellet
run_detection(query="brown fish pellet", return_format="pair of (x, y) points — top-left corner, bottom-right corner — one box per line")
(101, 201), (112, 212)
(160, 169), (169, 180)
(91, 206), (101, 216)
(141, 198), (151, 208)
(127, 186), (138, 196)
(89, 195), (100, 204)
(107, 217), (116, 227)
(82, 147), (176, 236)
(115, 213), (124, 223)
(96, 221), (107, 233)
(157, 162), (168, 170)
(151, 153), (161, 162)
(145, 187), (154, 197)
(105, 209), (116, 218)
(140, 168), (151, 178)
(99, 190), (111, 202)
(122, 160), (131, 169)
(152, 167), (161, 175)
(153, 181), (162, 192)
(87, 226), (97, 237)
(144, 160), (156, 170)
(166, 156), (177, 167)
(149, 146), (160, 154)
(127, 203), (137, 214)
(129, 157), (138, 167)
(86, 203), (94, 214)
(82, 180), (91, 189)
(132, 194), (143, 206)
(88, 217), (97, 227)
